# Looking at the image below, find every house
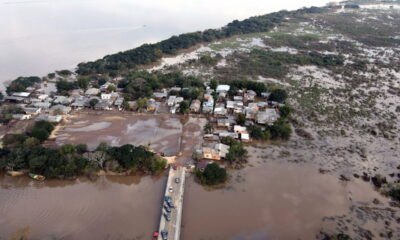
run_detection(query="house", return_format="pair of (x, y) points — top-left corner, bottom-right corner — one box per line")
(170, 87), (182, 93)
(202, 143), (230, 161)
(24, 107), (41, 116)
(202, 96), (214, 114)
(153, 89), (168, 100)
(245, 103), (259, 120)
(71, 97), (89, 109)
(175, 97), (184, 104)
(170, 104), (178, 114)
(4, 96), (25, 103)
(241, 133), (250, 142)
(37, 94), (49, 101)
(36, 114), (63, 123)
(217, 118), (235, 128)
(147, 99), (157, 112)
(114, 98), (124, 110)
(261, 92), (270, 99)
(12, 114), (31, 120)
(85, 88), (100, 96)
(50, 104), (72, 115)
(101, 93), (112, 100)
(227, 100), (244, 114)
(53, 96), (72, 105)
(256, 109), (280, 124)
(214, 103), (227, 117)
(12, 92), (31, 98)
(190, 99), (201, 113)
(234, 125), (247, 134)
(33, 102), (51, 110)
(233, 96), (243, 101)
(216, 85), (230, 93)
(95, 100), (113, 110)
(244, 90), (257, 102)
(219, 132), (239, 139)
(167, 96), (177, 107)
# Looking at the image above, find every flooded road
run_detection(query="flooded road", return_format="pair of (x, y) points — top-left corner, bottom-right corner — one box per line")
(0, 174), (166, 240)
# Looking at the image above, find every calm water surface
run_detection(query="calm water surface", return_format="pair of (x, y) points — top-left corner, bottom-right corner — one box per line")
(0, 0), (332, 89)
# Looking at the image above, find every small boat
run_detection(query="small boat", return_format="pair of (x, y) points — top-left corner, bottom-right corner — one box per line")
(29, 173), (45, 181)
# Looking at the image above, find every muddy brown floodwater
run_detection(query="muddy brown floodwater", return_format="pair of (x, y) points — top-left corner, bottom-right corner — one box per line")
(181, 148), (385, 240)
(51, 111), (184, 155)
(0, 174), (166, 240)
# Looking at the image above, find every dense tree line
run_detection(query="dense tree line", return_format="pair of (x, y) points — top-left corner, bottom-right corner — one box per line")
(76, 7), (327, 75)
(6, 76), (41, 94)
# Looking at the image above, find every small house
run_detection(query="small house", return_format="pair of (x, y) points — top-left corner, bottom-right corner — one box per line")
(167, 96), (177, 107)
(256, 109), (280, 124)
(216, 85), (230, 93)
(202, 143), (229, 161)
(24, 107), (41, 116)
(244, 90), (257, 102)
(190, 99), (201, 113)
(85, 88), (100, 96)
(12, 114), (31, 120)
(147, 99), (157, 112)
(50, 104), (72, 115)
(36, 114), (62, 123)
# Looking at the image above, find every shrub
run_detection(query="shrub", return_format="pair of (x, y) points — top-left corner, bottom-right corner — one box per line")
(199, 163), (227, 185)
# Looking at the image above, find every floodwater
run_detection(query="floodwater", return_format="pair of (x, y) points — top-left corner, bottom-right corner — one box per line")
(0, 0), (333, 88)
(53, 111), (183, 155)
(0, 173), (166, 240)
(181, 148), (385, 240)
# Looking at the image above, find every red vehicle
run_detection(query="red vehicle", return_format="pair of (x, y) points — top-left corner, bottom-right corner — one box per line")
(153, 231), (159, 238)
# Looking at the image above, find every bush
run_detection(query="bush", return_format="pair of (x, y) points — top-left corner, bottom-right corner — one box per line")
(269, 89), (288, 103)
(30, 128), (50, 143)
(225, 142), (248, 165)
(198, 163), (227, 185)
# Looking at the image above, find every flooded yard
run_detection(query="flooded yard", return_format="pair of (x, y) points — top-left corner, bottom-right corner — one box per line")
(52, 111), (184, 156)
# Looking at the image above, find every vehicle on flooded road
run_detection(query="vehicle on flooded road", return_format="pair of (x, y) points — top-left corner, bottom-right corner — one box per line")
(175, 177), (180, 183)
(168, 186), (173, 192)
(163, 212), (171, 221)
(164, 203), (171, 213)
(161, 230), (168, 240)
(167, 201), (175, 208)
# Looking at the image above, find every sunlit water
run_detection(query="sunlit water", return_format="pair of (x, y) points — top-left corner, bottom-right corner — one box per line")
(0, 0), (332, 89)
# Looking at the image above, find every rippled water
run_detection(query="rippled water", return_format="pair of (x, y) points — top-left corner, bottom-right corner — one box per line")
(0, 174), (166, 240)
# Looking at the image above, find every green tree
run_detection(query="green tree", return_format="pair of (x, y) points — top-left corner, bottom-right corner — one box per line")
(225, 142), (248, 165)
(236, 113), (246, 125)
(76, 144), (88, 154)
(201, 163), (227, 185)
(59, 144), (76, 155)
(179, 101), (189, 114)
(269, 89), (288, 103)
(23, 137), (40, 147)
(89, 99), (99, 108)
(203, 123), (214, 134)
(279, 104), (291, 119)
(136, 97), (148, 110)
(210, 79), (219, 90)
(77, 77), (89, 90)
(31, 128), (50, 142)
(107, 85), (117, 92)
